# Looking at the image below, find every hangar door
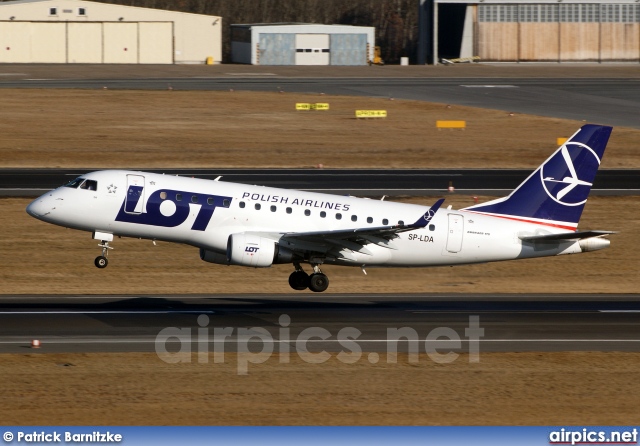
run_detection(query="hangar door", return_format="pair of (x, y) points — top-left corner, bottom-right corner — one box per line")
(0, 21), (173, 64)
(477, 4), (640, 62)
(0, 22), (66, 63)
(258, 33), (295, 65)
(330, 34), (367, 65)
(295, 34), (330, 65)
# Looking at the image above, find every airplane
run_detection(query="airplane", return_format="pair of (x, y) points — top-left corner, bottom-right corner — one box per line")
(26, 124), (615, 293)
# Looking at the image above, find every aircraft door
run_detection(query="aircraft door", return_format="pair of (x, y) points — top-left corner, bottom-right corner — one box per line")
(125, 174), (145, 214)
(446, 214), (464, 253)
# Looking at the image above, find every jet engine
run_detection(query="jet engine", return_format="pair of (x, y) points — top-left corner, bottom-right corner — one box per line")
(227, 234), (293, 267)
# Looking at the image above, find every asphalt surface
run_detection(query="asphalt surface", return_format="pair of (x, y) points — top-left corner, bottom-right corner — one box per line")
(2, 65), (637, 356)
(1, 66), (639, 128)
(2, 168), (638, 197)
(1, 294), (638, 354)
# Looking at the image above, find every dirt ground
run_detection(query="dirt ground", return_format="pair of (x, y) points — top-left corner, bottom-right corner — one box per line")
(1, 85), (638, 426)
(1, 89), (639, 169)
(1, 352), (639, 425)
(2, 89), (636, 294)
(2, 195), (637, 294)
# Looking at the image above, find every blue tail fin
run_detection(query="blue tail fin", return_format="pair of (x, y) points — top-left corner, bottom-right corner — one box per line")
(463, 124), (612, 229)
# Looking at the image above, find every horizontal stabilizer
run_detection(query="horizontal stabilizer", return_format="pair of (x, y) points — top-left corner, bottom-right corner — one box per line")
(519, 230), (616, 242)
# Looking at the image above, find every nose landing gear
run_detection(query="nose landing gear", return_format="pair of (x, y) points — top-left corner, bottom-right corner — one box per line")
(94, 240), (112, 269)
(288, 263), (329, 292)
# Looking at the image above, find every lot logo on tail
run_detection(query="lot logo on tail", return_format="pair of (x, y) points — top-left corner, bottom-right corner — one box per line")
(540, 141), (601, 207)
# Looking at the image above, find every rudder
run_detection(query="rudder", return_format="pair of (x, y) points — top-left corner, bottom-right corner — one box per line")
(463, 124), (612, 230)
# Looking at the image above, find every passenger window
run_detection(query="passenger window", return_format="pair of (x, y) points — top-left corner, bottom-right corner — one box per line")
(255, 203), (261, 210)
(286, 207), (292, 214)
(320, 211), (326, 218)
(223, 199), (230, 208)
(63, 177), (84, 189)
(176, 194), (182, 201)
(367, 217), (373, 224)
(336, 213), (342, 220)
(239, 201), (245, 208)
(207, 197), (214, 205)
(304, 210), (311, 216)
(351, 215), (357, 222)
(398, 220), (404, 225)
(429, 224), (436, 231)
(191, 195), (198, 204)
(382, 218), (389, 225)
(271, 205), (277, 212)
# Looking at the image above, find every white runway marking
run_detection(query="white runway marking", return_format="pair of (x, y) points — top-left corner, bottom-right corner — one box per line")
(0, 310), (215, 315)
(599, 310), (640, 313)
(460, 85), (518, 88)
(225, 73), (278, 76)
(0, 339), (639, 344)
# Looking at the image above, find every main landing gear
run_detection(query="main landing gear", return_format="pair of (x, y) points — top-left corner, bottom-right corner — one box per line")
(94, 240), (113, 269)
(288, 263), (329, 292)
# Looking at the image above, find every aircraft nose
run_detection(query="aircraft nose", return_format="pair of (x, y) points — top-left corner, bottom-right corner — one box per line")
(26, 194), (53, 219)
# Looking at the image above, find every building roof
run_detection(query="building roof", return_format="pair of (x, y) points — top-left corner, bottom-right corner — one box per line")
(232, 22), (372, 28)
(0, 0), (221, 18)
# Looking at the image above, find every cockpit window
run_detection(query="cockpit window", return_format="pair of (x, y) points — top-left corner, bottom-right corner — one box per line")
(64, 177), (85, 189)
(79, 180), (98, 191)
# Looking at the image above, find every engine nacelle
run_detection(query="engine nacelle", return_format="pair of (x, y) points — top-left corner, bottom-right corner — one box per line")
(199, 249), (229, 265)
(226, 233), (293, 267)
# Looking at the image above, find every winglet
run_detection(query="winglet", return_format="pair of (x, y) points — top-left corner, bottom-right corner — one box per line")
(410, 198), (445, 228)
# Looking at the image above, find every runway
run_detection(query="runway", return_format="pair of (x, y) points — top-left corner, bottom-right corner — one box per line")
(1, 76), (639, 128)
(2, 66), (636, 358)
(2, 168), (638, 197)
(1, 294), (639, 354)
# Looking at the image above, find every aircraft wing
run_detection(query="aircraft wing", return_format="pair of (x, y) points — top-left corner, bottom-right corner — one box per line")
(519, 230), (616, 242)
(248, 199), (444, 257)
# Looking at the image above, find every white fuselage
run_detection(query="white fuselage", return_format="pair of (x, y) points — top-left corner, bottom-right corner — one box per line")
(26, 170), (588, 268)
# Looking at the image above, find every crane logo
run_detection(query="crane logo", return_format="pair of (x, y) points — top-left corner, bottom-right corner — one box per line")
(423, 208), (437, 223)
(540, 142), (600, 207)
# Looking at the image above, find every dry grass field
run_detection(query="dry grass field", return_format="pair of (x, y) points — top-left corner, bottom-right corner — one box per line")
(3, 88), (637, 294)
(1, 86), (638, 425)
(1, 89), (639, 169)
(1, 195), (638, 295)
(2, 352), (639, 425)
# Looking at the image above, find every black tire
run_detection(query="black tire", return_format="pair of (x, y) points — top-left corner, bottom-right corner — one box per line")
(288, 271), (309, 290)
(308, 273), (329, 293)
(94, 256), (108, 269)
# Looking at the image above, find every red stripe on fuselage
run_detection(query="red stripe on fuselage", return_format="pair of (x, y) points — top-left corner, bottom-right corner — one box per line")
(465, 211), (577, 231)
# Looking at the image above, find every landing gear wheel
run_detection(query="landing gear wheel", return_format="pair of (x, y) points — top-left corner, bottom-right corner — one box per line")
(94, 256), (108, 269)
(288, 271), (310, 290)
(308, 273), (329, 293)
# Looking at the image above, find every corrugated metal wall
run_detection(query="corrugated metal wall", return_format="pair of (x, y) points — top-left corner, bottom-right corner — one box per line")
(258, 33), (295, 65)
(330, 34), (368, 65)
(477, 3), (640, 62)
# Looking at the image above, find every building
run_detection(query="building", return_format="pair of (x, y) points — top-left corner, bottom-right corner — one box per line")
(231, 23), (376, 65)
(429, 0), (640, 63)
(0, 0), (222, 64)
